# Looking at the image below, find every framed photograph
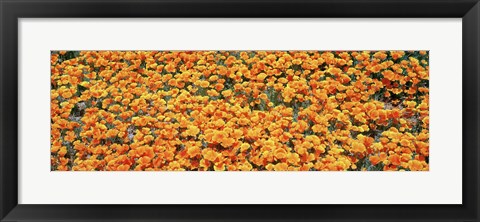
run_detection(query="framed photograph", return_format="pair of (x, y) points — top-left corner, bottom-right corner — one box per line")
(1, 0), (479, 221)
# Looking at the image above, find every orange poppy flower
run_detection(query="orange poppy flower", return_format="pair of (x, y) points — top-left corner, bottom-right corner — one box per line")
(369, 156), (381, 166)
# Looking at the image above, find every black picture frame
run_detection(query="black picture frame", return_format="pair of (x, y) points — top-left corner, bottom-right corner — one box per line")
(1, 0), (479, 221)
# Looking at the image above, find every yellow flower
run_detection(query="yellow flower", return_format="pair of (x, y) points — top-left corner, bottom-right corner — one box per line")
(240, 143), (250, 152)
(185, 125), (200, 137)
(257, 73), (267, 81)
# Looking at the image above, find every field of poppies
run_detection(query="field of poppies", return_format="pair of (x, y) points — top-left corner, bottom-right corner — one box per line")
(50, 50), (429, 171)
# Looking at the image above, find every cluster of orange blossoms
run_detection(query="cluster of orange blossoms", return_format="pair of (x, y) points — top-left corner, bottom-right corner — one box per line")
(51, 50), (429, 171)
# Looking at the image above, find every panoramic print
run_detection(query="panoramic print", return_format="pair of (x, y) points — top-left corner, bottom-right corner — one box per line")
(50, 51), (429, 171)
